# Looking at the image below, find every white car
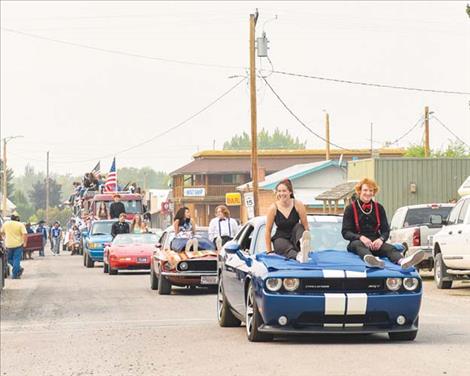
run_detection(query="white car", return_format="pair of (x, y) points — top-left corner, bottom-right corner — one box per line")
(432, 195), (470, 289)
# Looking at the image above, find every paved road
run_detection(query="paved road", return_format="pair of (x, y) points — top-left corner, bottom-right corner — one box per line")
(1, 251), (470, 376)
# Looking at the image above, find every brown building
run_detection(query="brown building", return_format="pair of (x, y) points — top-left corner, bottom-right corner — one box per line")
(170, 148), (404, 225)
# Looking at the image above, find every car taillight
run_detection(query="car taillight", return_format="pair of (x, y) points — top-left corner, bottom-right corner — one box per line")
(412, 228), (420, 247)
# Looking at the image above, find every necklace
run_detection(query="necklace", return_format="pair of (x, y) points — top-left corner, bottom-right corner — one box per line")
(357, 201), (373, 215)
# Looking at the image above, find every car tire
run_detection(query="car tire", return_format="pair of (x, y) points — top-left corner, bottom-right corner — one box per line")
(157, 267), (172, 295)
(103, 259), (109, 273)
(83, 253), (87, 267)
(85, 253), (94, 268)
(150, 265), (159, 290)
(217, 278), (241, 327)
(434, 253), (452, 289)
(245, 282), (272, 342)
(388, 330), (418, 341)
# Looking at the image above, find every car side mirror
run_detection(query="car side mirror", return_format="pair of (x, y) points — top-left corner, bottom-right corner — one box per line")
(155, 242), (161, 248)
(430, 215), (443, 225)
(224, 240), (240, 254)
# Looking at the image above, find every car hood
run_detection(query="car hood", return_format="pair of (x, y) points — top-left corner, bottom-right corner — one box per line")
(88, 234), (113, 243)
(256, 250), (416, 277)
(110, 244), (155, 255)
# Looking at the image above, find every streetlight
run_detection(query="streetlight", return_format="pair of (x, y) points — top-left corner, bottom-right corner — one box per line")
(2, 135), (23, 217)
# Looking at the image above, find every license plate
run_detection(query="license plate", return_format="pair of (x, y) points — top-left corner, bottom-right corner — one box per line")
(200, 276), (217, 285)
(137, 257), (148, 263)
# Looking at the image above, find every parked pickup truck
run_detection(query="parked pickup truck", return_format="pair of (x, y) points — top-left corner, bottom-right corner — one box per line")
(433, 195), (470, 289)
(389, 203), (454, 270)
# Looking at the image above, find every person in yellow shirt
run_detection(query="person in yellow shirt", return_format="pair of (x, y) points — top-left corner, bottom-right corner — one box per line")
(0, 214), (27, 279)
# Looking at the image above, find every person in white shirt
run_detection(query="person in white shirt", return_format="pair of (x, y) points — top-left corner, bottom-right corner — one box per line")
(208, 205), (239, 250)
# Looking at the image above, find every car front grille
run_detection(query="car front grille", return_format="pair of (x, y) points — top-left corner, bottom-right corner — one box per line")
(300, 278), (386, 293)
(177, 260), (217, 272)
(295, 311), (390, 327)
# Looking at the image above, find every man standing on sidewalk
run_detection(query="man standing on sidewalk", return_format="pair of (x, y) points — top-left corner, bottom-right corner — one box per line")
(0, 214), (27, 279)
(50, 222), (62, 256)
(36, 220), (48, 257)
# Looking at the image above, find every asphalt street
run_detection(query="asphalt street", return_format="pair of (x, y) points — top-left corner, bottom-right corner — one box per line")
(1, 250), (469, 376)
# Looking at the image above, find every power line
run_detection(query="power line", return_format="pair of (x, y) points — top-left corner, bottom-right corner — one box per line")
(389, 116), (424, 145)
(261, 77), (352, 151)
(49, 77), (247, 164)
(2, 27), (245, 71)
(271, 70), (470, 96)
(431, 115), (470, 148)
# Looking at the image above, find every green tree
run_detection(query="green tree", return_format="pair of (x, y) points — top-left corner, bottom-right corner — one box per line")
(35, 207), (72, 226)
(29, 178), (62, 211)
(223, 128), (306, 150)
(13, 190), (35, 220)
(404, 141), (470, 158)
(0, 159), (15, 200)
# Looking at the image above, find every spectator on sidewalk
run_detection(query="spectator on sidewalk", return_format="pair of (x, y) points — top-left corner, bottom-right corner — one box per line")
(0, 214), (27, 279)
(36, 220), (48, 257)
(109, 194), (126, 219)
(50, 222), (62, 256)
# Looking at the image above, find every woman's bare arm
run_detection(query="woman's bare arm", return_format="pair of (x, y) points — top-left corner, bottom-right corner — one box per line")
(295, 200), (310, 231)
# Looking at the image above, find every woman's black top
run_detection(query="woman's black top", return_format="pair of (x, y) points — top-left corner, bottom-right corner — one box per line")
(272, 201), (300, 241)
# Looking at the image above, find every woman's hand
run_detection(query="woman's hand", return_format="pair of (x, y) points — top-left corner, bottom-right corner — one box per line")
(371, 238), (383, 251)
(359, 235), (373, 249)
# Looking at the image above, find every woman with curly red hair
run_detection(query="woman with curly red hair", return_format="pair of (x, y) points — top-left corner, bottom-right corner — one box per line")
(342, 178), (425, 269)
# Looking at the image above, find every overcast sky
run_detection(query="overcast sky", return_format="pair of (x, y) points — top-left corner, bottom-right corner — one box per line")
(1, 1), (469, 178)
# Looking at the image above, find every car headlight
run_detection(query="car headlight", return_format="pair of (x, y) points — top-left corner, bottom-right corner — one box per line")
(265, 278), (282, 292)
(88, 242), (97, 249)
(386, 278), (402, 291)
(403, 278), (419, 291)
(283, 278), (300, 292)
(179, 261), (189, 271)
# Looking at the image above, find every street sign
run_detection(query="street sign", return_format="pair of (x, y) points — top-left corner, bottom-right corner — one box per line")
(225, 192), (241, 206)
(244, 192), (254, 207)
(184, 188), (206, 197)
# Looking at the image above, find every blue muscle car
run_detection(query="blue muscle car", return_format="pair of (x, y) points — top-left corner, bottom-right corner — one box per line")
(217, 215), (422, 342)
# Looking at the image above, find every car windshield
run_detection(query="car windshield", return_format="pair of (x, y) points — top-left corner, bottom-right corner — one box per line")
(113, 233), (159, 245)
(94, 200), (143, 214)
(91, 221), (115, 235)
(404, 207), (453, 227)
(309, 220), (349, 252)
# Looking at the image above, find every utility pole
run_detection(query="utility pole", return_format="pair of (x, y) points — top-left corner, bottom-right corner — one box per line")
(325, 112), (330, 160)
(2, 139), (7, 217)
(424, 106), (430, 157)
(46, 151), (50, 224)
(370, 122), (373, 158)
(249, 10), (260, 216)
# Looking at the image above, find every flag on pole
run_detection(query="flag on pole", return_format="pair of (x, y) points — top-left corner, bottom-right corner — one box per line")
(91, 162), (101, 178)
(104, 158), (117, 192)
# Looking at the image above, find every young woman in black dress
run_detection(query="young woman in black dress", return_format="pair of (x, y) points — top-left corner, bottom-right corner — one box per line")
(265, 179), (311, 262)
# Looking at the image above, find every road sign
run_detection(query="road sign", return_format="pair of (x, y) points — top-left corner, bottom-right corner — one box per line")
(225, 192), (241, 206)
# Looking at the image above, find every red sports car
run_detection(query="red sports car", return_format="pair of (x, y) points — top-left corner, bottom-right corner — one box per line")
(103, 233), (158, 275)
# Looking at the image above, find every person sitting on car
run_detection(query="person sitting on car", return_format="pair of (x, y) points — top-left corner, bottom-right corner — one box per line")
(131, 214), (148, 234)
(208, 205), (239, 250)
(111, 213), (130, 238)
(170, 207), (198, 252)
(342, 178), (426, 269)
(109, 194), (126, 219)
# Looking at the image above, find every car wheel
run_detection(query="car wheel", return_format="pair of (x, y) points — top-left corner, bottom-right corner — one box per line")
(245, 282), (272, 342)
(103, 259), (109, 273)
(85, 253), (94, 268)
(83, 253), (87, 267)
(149, 265), (159, 290)
(434, 253), (452, 289)
(217, 278), (241, 327)
(388, 330), (418, 341)
(157, 267), (171, 295)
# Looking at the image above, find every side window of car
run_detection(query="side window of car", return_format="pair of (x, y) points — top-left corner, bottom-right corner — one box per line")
(235, 224), (249, 242)
(457, 199), (470, 224)
(447, 201), (464, 225)
(390, 209), (402, 230)
(239, 225), (254, 252)
(159, 232), (167, 248)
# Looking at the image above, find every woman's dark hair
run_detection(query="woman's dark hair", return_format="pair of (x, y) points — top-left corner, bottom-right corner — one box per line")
(174, 207), (189, 224)
(275, 179), (295, 199)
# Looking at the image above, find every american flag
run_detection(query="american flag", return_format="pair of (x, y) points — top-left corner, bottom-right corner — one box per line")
(91, 162), (101, 179)
(104, 158), (117, 192)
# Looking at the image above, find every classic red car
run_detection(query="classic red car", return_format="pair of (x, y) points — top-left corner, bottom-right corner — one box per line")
(103, 233), (158, 275)
(150, 227), (218, 294)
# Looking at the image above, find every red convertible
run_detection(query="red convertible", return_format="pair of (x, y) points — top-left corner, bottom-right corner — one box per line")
(103, 233), (158, 275)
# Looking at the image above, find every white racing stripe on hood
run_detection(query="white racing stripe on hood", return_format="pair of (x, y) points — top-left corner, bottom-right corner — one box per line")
(345, 271), (367, 278)
(323, 270), (346, 278)
(324, 293), (346, 315)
